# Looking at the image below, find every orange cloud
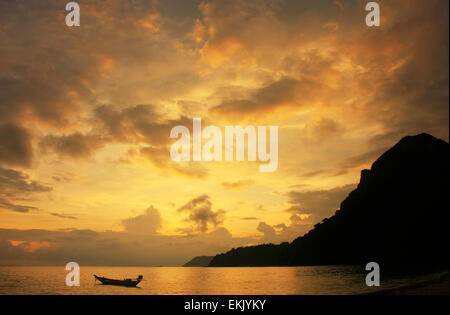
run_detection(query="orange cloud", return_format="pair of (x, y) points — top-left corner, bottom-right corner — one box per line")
(8, 240), (50, 253)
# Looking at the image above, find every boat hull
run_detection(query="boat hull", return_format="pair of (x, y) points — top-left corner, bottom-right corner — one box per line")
(94, 275), (142, 287)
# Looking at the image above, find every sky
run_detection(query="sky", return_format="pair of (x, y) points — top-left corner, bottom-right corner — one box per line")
(0, 0), (448, 266)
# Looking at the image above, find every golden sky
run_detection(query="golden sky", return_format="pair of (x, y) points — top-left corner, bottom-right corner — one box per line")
(0, 0), (448, 266)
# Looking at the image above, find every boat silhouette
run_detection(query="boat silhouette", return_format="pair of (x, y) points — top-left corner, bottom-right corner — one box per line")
(94, 274), (143, 287)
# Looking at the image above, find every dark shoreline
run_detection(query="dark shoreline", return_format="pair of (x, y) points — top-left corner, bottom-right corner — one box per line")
(363, 273), (449, 295)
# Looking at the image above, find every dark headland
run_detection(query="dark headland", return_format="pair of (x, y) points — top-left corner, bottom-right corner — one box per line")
(208, 133), (449, 272)
(183, 256), (214, 267)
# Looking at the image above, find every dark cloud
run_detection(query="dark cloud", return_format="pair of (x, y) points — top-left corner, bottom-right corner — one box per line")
(51, 175), (72, 183)
(256, 221), (276, 241)
(0, 227), (255, 266)
(301, 137), (395, 179)
(0, 18), (95, 128)
(300, 170), (327, 178)
(255, 213), (315, 244)
(34, 103), (203, 176)
(0, 124), (33, 167)
(288, 184), (309, 189)
(94, 104), (164, 144)
(340, 148), (388, 170)
(0, 0), (201, 167)
(48, 212), (78, 220)
(41, 133), (106, 158)
(343, 0), (449, 142)
(0, 239), (30, 261)
(206, 0), (448, 136)
(0, 167), (51, 214)
(311, 118), (344, 142)
(221, 179), (254, 190)
(211, 76), (320, 117)
(95, 105), (208, 177)
(286, 184), (356, 221)
(0, 198), (38, 213)
(299, 168), (349, 179)
(0, 1), (182, 129)
(68, 229), (99, 240)
(0, 71), (86, 128)
(121, 206), (162, 235)
(0, 167), (51, 197)
(178, 195), (225, 233)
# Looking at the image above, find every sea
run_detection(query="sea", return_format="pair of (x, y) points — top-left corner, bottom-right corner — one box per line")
(0, 265), (445, 295)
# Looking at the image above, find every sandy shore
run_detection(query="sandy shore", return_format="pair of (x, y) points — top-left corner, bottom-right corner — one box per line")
(367, 273), (449, 295)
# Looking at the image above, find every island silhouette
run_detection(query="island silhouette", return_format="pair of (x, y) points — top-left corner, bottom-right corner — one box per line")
(207, 133), (449, 270)
(183, 256), (214, 267)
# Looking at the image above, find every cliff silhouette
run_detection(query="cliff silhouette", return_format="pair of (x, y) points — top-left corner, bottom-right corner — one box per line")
(209, 133), (449, 269)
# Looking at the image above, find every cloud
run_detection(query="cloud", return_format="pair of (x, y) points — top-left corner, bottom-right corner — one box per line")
(94, 105), (209, 177)
(286, 184), (356, 221)
(6, 240), (50, 254)
(204, 0), (448, 137)
(311, 118), (344, 142)
(211, 76), (319, 117)
(41, 133), (106, 158)
(0, 0), (206, 167)
(256, 222), (277, 241)
(95, 104), (193, 147)
(221, 179), (254, 190)
(0, 167), (51, 197)
(121, 206), (162, 235)
(332, 0), (344, 11)
(0, 226), (256, 266)
(94, 104), (166, 144)
(255, 213), (314, 244)
(197, 0), (285, 68)
(0, 124), (33, 167)
(138, 146), (208, 178)
(0, 1), (95, 129)
(340, 148), (388, 170)
(340, 0), (449, 140)
(0, 71), (87, 129)
(178, 195), (225, 233)
(300, 170), (327, 178)
(0, 198), (38, 213)
(0, 0), (197, 130)
(0, 167), (51, 213)
(48, 212), (78, 220)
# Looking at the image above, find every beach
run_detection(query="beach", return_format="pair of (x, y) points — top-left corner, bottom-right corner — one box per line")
(368, 273), (449, 295)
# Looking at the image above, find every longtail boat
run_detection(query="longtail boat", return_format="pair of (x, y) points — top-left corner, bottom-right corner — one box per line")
(94, 274), (143, 287)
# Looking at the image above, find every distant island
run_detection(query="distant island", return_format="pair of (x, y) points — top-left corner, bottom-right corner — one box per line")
(183, 256), (214, 267)
(208, 133), (449, 270)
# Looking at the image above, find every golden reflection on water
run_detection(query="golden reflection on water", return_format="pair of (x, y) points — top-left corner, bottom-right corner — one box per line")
(0, 266), (440, 295)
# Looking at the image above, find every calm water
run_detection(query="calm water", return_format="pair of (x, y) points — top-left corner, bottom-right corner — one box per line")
(0, 266), (444, 295)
